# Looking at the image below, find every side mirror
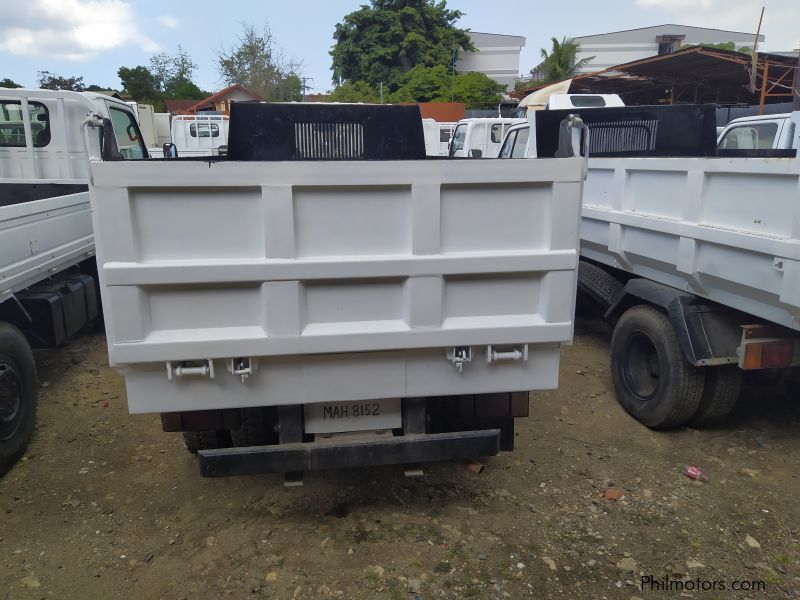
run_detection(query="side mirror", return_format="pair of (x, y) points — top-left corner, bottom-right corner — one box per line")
(468, 149), (482, 158)
(162, 142), (178, 158)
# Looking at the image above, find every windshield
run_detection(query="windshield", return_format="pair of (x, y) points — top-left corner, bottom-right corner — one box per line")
(108, 106), (147, 159)
(718, 123), (779, 150)
(449, 124), (467, 155)
(511, 127), (530, 158)
(499, 130), (517, 158)
(570, 96), (607, 107)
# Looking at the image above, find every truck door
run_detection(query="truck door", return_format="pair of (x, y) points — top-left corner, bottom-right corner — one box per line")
(104, 103), (148, 159)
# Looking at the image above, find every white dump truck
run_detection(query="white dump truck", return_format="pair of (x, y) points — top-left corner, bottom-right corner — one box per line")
(86, 102), (587, 481)
(0, 88), (146, 475)
(500, 104), (800, 429)
(448, 118), (524, 158)
(166, 114), (229, 157)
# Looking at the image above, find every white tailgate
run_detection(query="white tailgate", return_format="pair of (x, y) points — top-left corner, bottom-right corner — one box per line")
(581, 157), (800, 329)
(89, 158), (584, 413)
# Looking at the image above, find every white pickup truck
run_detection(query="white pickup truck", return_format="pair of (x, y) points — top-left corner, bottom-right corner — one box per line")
(500, 106), (800, 430)
(0, 88), (146, 475)
(86, 102), (586, 481)
(717, 113), (796, 151)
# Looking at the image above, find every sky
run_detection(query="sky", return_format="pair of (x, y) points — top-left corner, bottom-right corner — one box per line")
(1, 0), (798, 94)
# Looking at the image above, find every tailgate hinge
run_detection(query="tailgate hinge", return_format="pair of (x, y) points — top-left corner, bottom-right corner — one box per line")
(486, 344), (528, 363)
(166, 359), (215, 382)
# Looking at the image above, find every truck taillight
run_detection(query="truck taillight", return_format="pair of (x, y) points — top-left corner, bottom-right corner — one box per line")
(742, 340), (794, 369)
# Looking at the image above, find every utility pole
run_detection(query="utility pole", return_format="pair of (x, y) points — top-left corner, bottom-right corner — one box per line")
(299, 77), (314, 102)
(451, 46), (458, 102)
(794, 44), (800, 110)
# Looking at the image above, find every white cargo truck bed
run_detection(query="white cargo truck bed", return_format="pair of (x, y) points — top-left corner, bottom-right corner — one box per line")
(89, 158), (584, 414)
(581, 155), (800, 330)
(0, 187), (93, 305)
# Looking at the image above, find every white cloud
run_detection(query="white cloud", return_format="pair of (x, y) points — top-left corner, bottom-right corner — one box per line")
(0, 0), (159, 61)
(157, 15), (179, 29)
(637, 0), (714, 8)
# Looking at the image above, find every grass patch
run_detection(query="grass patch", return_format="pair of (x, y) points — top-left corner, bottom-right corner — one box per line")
(434, 560), (451, 574)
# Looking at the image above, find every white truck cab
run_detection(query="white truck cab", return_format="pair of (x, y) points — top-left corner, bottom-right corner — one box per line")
(448, 118), (525, 158)
(422, 118), (456, 156)
(544, 94), (625, 110)
(1, 89), (146, 178)
(716, 113), (795, 150)
(1, 88), (145, 476)
(168, 114), (230, 157)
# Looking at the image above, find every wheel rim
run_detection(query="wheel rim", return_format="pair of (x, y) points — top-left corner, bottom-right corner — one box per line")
(621, 332), (661, 401)
(0, 361), (22, 439)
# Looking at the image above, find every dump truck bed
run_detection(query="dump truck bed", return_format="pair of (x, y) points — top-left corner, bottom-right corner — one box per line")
(89, 157), (584, 414)
(581, 154), (800, 329)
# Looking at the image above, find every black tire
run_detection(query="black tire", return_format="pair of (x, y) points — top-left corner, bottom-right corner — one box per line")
(611, 305), (704, 429)
(577, 261), (623, 317)
(230, 408), (274, 447)
(689, 365), (741, 427)
(182, 430), (231, 454)
(0, 323), (38, 477)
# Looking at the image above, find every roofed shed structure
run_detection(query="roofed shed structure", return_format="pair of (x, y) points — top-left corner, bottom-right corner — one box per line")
(516, 46), (797, 112)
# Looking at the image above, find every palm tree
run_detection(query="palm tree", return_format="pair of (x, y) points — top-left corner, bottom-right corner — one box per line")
(537, 37), (594, 82)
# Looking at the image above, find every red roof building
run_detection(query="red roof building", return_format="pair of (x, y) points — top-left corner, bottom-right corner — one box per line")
(187, 84), (262, 114)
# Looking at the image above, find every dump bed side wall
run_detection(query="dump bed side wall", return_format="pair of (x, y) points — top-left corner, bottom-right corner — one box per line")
(581, 157), (800, 329)
(90, 158), (584, 413)
(0, 191), (93, 303)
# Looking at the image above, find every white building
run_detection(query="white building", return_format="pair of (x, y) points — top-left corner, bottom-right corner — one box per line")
(574, 24), (764, 73)
(456, 31), (526, 90)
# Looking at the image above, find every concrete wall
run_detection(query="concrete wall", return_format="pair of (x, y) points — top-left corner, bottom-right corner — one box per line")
(456, 32), (526, 90)
(574, 25), (762, 73)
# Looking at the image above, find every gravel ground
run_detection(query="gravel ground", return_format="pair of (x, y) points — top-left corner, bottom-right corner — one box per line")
(1, 317), (799, 599)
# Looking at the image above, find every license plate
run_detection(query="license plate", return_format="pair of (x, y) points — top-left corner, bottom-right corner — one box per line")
(304, 398), (401, 434)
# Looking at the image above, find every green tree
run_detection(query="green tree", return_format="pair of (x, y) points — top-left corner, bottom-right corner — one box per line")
(216, 22), (304, 101)
(36, 71), (85, 91)
(328, 81), (380, 103)
(330, 0), (474, 91)
(150, 45), (206, 98)
(118, 66), (160, 102)
(537, 37), (593, 82)
(388, 65), (506, 108)
(0, 78), (23, 88)
(686, 41), (752, 54)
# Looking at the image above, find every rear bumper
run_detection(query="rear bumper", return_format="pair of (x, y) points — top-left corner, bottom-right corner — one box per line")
(198, 429), (501, 477)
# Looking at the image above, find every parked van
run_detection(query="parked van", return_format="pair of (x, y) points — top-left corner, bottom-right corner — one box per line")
(448, 118), (524, 158)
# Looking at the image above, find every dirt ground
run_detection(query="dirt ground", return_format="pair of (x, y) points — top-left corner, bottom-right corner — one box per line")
(1, 316), (799, 600)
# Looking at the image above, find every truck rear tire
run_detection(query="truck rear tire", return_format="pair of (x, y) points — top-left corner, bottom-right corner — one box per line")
(611, 305), (704, 429)
(689, 365), (741, 427)
(182, 430), (231, 454)
(230, 408), (271, 447)
(578, 261), (623, 317)
(0, 323), (38, 477)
